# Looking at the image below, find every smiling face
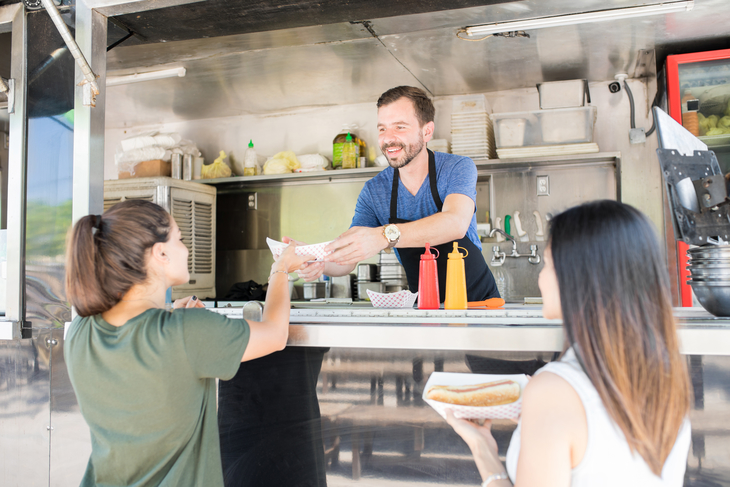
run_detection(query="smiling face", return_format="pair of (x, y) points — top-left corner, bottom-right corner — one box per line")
(164, 217), (190, 287)
(538, 246), (563, 320)
(377, 97), (433, 169)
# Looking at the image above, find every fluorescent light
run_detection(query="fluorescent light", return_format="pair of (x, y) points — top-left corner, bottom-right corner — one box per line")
(465, 1), (694, 37)
(106, 67), (186, 86)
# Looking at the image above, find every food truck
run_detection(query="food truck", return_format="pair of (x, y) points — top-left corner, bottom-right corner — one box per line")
(1, 0), (730, 484)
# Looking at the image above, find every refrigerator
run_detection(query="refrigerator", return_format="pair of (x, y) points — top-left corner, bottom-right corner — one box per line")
(666, 48), (730, 306)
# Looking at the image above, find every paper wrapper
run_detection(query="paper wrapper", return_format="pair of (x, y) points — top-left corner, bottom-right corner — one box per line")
(266, 237), (332, 262)
(366, 289), (418, 308)
(423, 372), (529, 420)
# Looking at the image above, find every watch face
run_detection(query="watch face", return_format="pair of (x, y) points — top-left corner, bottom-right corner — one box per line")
(385, 225), (400, 240)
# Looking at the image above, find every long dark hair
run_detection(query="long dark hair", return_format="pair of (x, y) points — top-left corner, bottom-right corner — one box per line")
(65, 199), (171, 317)
(549, 200), (690, 475)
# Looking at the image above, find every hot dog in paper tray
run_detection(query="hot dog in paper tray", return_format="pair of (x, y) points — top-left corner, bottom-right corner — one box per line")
(423, 372), (529, 420)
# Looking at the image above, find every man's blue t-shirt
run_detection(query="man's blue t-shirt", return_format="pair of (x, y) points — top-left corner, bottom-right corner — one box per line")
(351, 151), (482, 251)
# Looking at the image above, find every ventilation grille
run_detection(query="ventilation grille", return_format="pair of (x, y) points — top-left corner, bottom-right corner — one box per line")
(103, 195), (154, 212)
(172, 197), (214, 275)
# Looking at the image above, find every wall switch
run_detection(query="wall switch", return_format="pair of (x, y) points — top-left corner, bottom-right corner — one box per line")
(536, 175), (549, 196)
(247, 192), (257, 210)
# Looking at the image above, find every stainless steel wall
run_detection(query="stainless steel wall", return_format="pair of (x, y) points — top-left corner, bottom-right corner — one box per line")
(0, 8), (79, 487)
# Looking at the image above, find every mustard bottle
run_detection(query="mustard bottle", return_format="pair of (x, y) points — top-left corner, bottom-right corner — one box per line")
(444, 242), (468, 310)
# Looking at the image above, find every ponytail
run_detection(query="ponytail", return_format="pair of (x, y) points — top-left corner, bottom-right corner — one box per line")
(65, 200), (171, 316)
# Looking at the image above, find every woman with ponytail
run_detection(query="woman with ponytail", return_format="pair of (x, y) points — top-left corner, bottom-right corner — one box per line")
(446, 200), (692, 487)
(64, 199), (312, 487)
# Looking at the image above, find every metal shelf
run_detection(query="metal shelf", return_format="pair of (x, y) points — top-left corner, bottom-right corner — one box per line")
(203, 152), (621, 189)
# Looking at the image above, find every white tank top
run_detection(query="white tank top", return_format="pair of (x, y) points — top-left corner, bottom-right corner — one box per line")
(505, 348), (691, 486)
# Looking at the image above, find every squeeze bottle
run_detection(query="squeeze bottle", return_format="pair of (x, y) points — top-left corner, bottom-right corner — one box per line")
(342, 133), (358, 169)
(444, 242), (468, 310)
(243, 139), (259, 176)
(418, 243), (440, 309)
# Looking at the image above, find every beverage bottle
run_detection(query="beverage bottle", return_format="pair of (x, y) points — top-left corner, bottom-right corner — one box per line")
(492, 266), (508, 301)
(418, 243), (440, 309)
(342, 132), (358, 169)
(243, 139), (259, 176)
(681, 91), (700, 136)
(444, 242), (468, 310)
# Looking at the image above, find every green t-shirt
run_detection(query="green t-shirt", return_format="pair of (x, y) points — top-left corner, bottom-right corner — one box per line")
(65, 308), (250, 487)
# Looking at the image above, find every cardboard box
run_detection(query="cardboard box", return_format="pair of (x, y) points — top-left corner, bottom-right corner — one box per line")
(118, 159), (171, 179)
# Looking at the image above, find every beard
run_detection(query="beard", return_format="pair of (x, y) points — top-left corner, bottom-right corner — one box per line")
(381, 136), (425, 169)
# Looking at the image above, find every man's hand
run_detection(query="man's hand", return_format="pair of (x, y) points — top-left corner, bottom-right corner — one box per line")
(325, 226), (388, 267)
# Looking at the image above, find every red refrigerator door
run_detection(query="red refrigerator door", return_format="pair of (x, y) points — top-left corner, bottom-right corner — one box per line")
(666, 49), (730, 307)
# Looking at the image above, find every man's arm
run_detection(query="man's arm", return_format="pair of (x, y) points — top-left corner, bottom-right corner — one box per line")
(324, 193), (475, 267)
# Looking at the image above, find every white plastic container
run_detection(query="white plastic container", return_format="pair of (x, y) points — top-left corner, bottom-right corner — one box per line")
(491, 106), (596, 148)
(539, 106), (597, 144)
(537, 79), (587, 109)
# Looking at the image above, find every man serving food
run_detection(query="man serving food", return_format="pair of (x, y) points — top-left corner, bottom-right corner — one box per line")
(297, 86), (498, 302)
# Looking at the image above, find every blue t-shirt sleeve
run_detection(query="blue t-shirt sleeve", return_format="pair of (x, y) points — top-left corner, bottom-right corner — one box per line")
(181, 308), (250, 380)
(350, 181), (382, 228)
(439, 156), (478, 204)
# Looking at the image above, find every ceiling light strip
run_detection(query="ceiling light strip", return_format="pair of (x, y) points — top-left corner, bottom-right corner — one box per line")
(465, 1), (694, 37)
(106, 67), (187, 86)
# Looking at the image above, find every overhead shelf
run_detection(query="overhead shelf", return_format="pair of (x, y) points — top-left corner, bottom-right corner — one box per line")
(204, 152), (621, 189)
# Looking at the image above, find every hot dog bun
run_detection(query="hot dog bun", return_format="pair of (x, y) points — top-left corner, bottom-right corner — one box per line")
(426, 379), (520, 407)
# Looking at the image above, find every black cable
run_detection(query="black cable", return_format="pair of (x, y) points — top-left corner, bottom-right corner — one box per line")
(624, 80), (636, 129)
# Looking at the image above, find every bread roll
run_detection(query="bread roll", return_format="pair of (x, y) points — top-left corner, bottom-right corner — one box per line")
(426, 379), (520, 407)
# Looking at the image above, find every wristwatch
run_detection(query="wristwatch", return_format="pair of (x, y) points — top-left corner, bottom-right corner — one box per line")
(382, 224), (400, 249)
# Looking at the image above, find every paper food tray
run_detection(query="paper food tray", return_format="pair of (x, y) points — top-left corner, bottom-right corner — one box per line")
(266, 237), (333, 262)
(366, 289), (418, 308)
(423, 372), (529, 420)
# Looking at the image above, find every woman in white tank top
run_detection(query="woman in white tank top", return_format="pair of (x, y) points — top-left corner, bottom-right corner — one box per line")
(446, 200), (692, 487)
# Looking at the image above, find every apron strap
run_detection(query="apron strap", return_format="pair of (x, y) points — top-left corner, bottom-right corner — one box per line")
(390, 149), (442, 222)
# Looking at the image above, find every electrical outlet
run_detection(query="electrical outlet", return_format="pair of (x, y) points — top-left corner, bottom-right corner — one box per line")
(536, 175), (549, 196)
(247, 192), (257, 210)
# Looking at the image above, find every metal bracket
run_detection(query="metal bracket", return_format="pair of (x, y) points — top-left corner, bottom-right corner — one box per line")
(1, 78), (15, 113)
(657, 148), (730, 245)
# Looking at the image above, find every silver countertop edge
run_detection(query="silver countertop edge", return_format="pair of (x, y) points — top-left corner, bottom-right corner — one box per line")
(210, 308), (730, 355)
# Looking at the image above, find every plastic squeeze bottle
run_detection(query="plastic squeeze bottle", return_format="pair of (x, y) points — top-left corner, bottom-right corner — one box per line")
(444, 242), (468, 310)
(243, 139), (259, 176)
(418, 243), (440, 309)
(342, 133), (358, 169)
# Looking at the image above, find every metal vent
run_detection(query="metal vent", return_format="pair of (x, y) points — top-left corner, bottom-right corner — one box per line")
(103, 195), (154, 212)
(194, 201), (213, 273)
(172, 197), (213, 275)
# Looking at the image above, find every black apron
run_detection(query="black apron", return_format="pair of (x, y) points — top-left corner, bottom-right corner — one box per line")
(390, 149), (498, 302)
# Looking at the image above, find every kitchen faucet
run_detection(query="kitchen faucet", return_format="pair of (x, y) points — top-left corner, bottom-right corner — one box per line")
(488, 228), (541, 266)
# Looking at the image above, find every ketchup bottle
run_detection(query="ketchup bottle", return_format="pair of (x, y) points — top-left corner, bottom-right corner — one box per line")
(444, 242), (468, 310)
(418, 243), (440, 309)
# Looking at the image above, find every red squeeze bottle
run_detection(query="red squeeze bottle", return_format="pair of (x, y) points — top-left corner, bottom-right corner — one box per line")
(418, 243), (440, 309)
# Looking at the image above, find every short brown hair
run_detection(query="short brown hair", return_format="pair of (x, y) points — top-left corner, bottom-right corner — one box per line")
(377, 86), (434, 127)
(65, 199), (171, 317)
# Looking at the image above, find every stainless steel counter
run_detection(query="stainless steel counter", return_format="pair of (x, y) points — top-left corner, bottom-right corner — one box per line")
(210, 304), (730, 356)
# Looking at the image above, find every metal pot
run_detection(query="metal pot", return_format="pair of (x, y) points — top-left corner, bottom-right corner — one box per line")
(302, 282), (327, 300)
(357, 264), (378, 281)
(689, 281), (730, 317)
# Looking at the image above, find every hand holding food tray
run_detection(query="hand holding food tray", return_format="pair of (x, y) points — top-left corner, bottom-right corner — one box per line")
(266, 237), (332, 262)
(423, 372), (529, 420)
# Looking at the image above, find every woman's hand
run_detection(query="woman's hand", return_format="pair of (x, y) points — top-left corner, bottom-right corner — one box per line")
(281, 236), (322, 280)
(446, 409), (508, 483)
(173, 295), (206, 309)
(274, 242), (314, 274)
